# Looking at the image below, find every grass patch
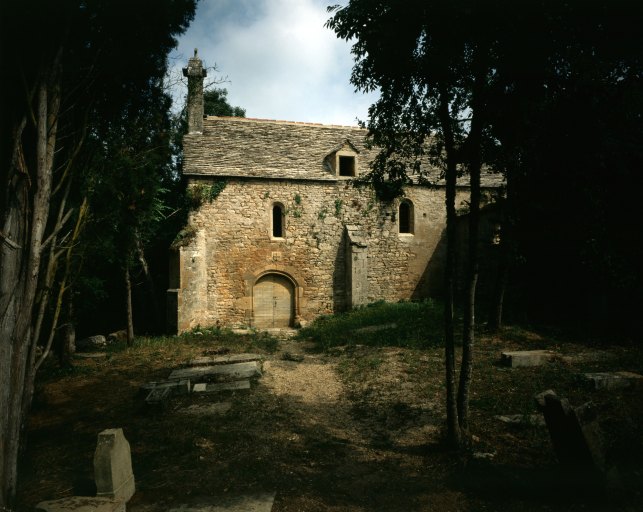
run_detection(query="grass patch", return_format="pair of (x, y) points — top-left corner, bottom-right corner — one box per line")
(298, 299), (443, 350)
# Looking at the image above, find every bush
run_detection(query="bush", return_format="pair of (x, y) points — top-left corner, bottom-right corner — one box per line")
(297, 300), (443, 350)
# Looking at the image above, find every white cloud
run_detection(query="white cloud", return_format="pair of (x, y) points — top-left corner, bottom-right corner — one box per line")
(169, 0), (378, 126)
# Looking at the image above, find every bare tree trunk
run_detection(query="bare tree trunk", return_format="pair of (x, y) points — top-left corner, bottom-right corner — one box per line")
(438, 85), (461, 449)
(0, 53), (61, 507)
(135, 233), (161, 327)
(125, 264), (134, 346)
(487, 160), (516, 332)
(457, 61), (485, 437)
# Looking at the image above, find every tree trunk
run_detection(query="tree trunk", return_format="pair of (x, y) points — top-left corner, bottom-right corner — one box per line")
(487, 159), (517, 332)
(135, 233), (161, 328)
(125, 264), (134, 346)
(438, 84), (461, 449)
(0, 53), (61, 507)
(456, 63), (485, 436)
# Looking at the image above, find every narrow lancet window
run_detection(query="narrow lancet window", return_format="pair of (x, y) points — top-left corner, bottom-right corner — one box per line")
(399, 200), (414, 234)
(272, 204), (284, 237)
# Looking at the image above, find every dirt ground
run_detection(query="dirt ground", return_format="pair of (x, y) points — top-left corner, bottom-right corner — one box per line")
(17, 329), (643, 511)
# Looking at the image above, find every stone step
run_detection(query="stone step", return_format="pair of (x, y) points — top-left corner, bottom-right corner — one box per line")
(501, 350), (554, 367)
(583, 371), (643, 390)
(193, 380), (251, 393)
(188, 353), (263, 367)
(168, 361), (262, 382)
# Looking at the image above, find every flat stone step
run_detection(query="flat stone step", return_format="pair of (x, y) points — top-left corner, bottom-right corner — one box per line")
(188, 353), (263, 367)
(583, 371), (643, 390)
(193, 380), (251, 393)
(36, 496), (125, 512)
(501, 350), (554, 367)
(168, 492), (275, 512)
(74, 352), (109, 360)
(169, 361), (262, 382)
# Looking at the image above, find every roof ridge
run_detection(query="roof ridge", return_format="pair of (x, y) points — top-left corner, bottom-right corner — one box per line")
(205, 116), (365, 130)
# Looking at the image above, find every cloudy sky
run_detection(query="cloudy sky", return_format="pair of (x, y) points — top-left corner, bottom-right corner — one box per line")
(168, 0), (378, 126)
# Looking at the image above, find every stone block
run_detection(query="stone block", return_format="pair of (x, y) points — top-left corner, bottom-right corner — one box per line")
(36, 497), (125, 512)
(76, 335), (108, 352)
(94, 428), (135, 502)
(583, 371), (643, 390)
(534, 390), (605, 472)
(501, 350), (553, 367)
(168, 361), (261, 382)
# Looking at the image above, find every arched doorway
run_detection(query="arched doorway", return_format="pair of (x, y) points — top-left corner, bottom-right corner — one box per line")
(253, 273), (295, 328)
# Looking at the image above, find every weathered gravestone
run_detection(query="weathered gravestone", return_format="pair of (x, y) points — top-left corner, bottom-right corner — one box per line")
(36, 428), (135, 512)
(535, 390), (605, 473)
(94, 428), (136, 502)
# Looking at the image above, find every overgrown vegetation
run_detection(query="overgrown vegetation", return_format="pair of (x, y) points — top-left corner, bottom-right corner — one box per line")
(297, 300), (443, 350)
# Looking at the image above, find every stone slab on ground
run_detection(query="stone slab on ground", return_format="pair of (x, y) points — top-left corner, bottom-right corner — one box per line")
(495, 414), (546, 427)
(140, 379), (190, 396)
(188, 353), (263, 367)
(501, 350), (554, 367)
(168, 492), (276, 512)
(180, 402), (232, 415)
(168, 361), (262, 382)
(192, 380), (251, 393)
(583, 371), (643, 390)
(36, 497), (125, 512)
(145, 386), (172, 406)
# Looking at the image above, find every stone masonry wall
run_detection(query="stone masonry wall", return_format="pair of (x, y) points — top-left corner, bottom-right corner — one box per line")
(174, 177), (472, 331)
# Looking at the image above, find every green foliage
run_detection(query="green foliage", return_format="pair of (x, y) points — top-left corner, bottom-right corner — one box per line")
(297, 300), (443, 351)
(170, 225), (197, 249)
(186, 180), (227, 208)
(203, 88), (246, 117)
(317, 207), (328, 220)
(334, 199), (343, 217)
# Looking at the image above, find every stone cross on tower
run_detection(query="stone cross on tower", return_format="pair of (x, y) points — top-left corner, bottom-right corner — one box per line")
(183, 48), (207, 134)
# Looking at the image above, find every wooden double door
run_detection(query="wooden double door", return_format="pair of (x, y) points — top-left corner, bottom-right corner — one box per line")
(253, 274), (294, 328)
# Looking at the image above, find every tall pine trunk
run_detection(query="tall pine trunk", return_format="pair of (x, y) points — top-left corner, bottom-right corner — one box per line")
(125, 264), (134, 346)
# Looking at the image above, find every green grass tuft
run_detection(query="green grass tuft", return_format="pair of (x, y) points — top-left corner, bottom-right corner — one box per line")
(297, 300), (443, 350)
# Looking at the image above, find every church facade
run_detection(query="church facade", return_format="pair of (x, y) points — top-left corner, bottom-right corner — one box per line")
(167, 53), (500, 333)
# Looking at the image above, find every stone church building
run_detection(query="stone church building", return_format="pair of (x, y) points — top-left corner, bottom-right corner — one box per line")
(167, 52), (500, 333)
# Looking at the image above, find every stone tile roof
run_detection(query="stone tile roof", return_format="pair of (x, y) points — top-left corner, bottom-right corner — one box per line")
(183, 116), (503, 187)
